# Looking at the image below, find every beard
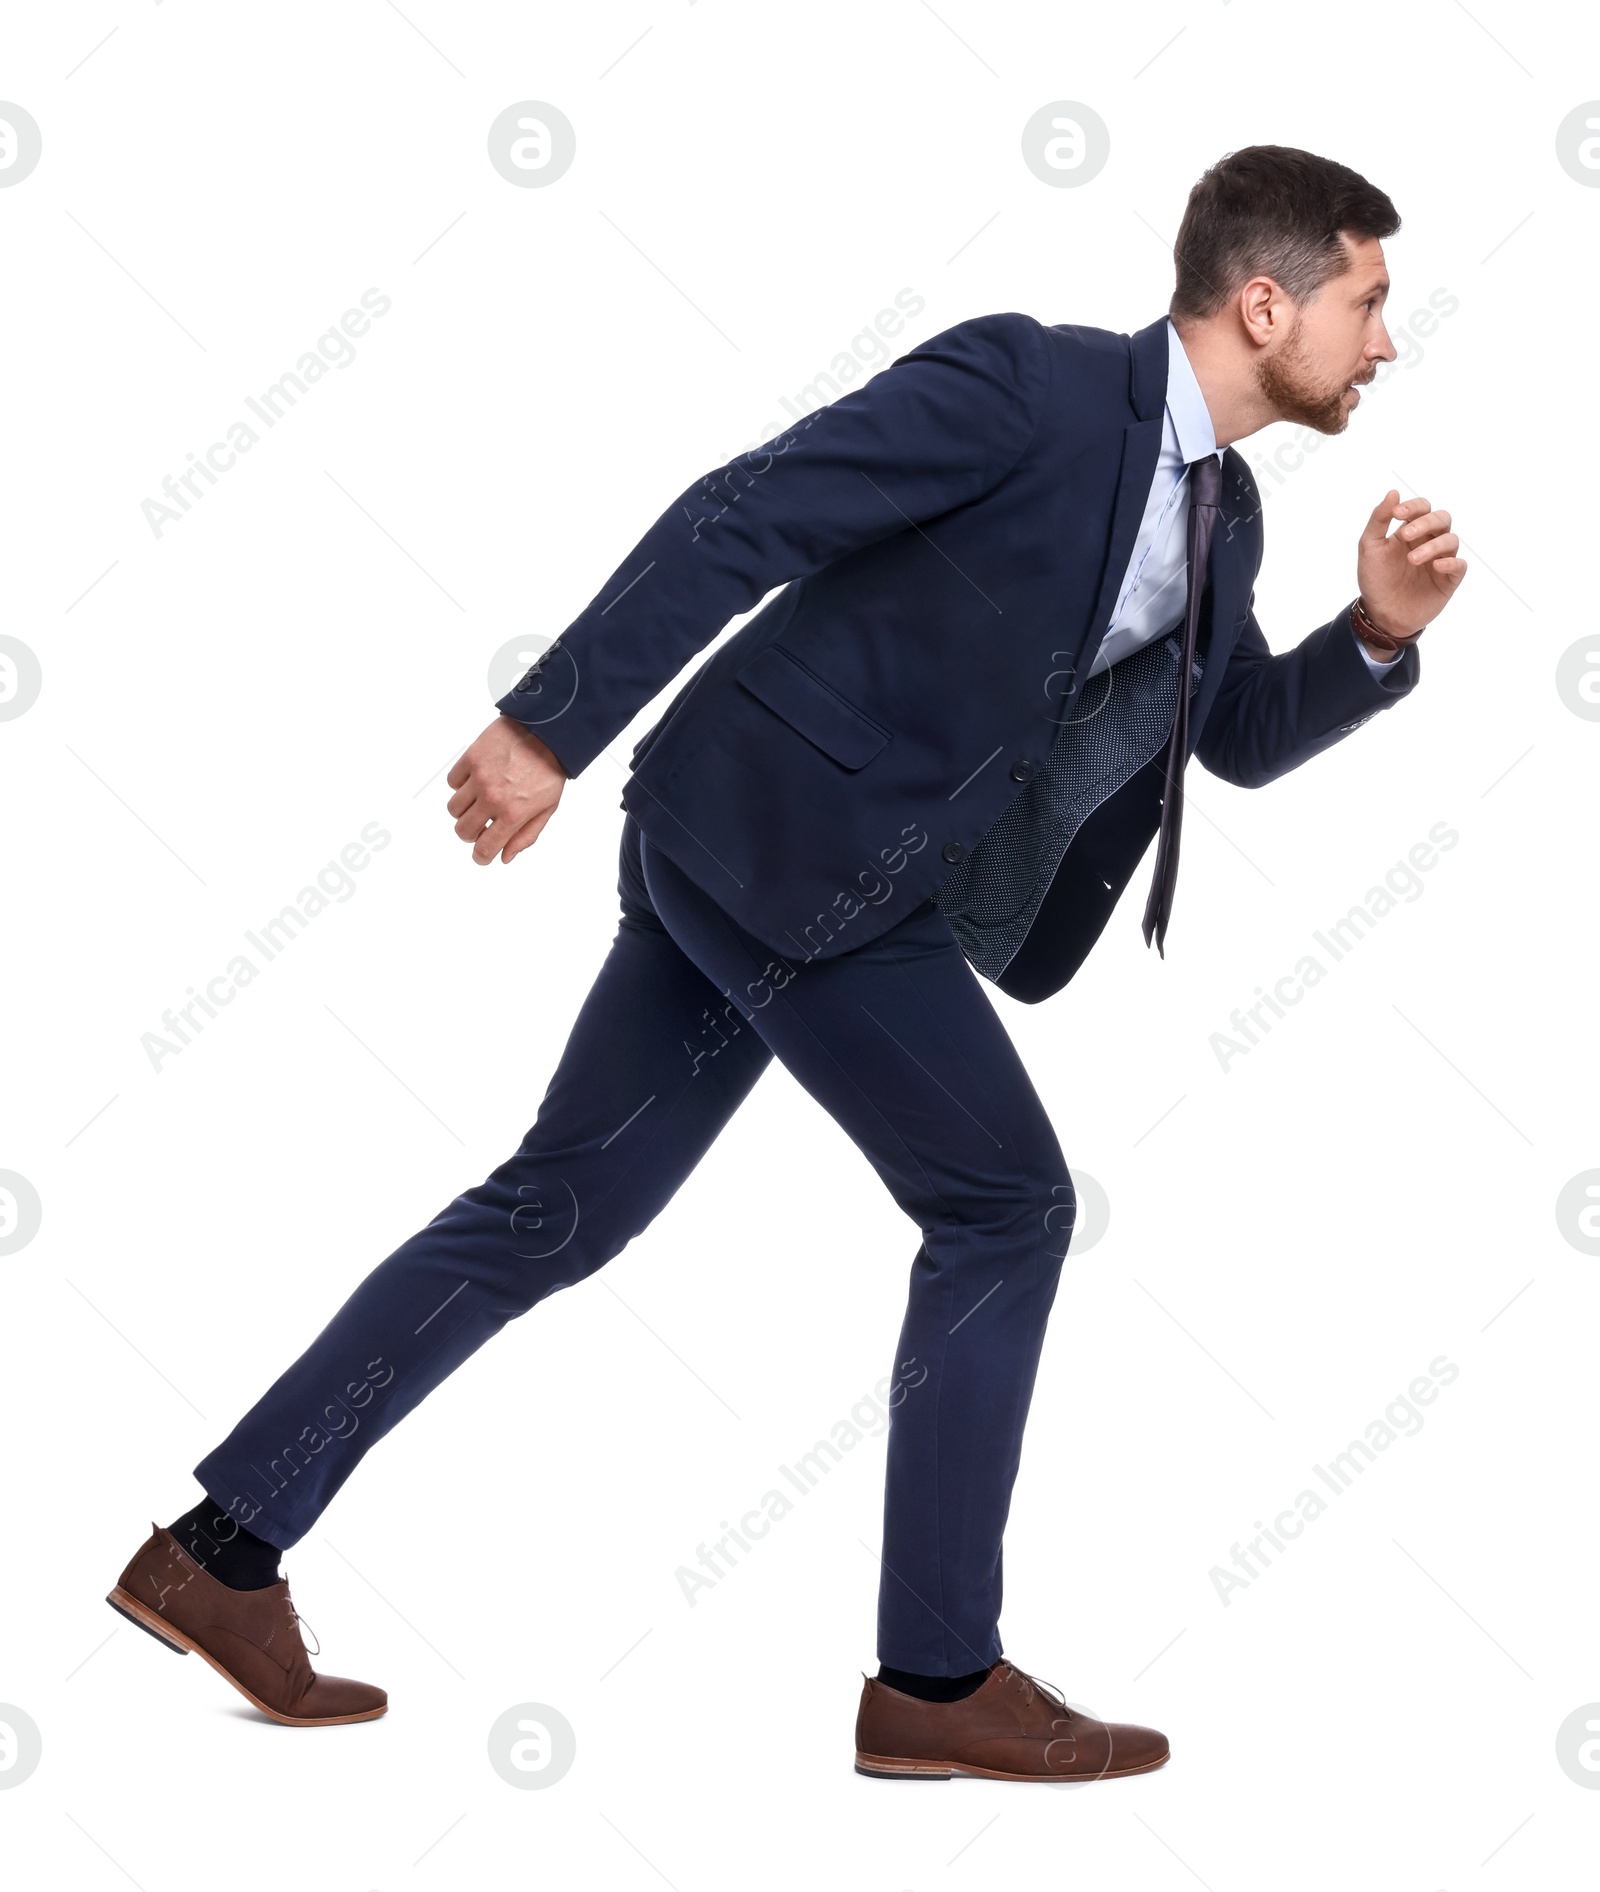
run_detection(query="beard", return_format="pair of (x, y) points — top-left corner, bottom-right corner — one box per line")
(1255, 317), (1364, 435)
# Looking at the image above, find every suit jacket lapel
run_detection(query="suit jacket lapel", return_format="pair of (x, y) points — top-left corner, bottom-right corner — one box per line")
(1080, 318), (1170, 671)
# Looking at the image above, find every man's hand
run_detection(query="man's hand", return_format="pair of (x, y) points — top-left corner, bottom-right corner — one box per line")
(446, 716), (567, 865)
(1355, 490), (1467, 641)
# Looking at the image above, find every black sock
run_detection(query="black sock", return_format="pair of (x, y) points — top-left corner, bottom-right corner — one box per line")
(876, 1663), (993, 1702)
(167, 1496), (283, 1590)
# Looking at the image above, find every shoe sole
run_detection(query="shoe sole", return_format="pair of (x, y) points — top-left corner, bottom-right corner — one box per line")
(854, 1748), (1169, 1782)
(105, 1588), (387, 1727)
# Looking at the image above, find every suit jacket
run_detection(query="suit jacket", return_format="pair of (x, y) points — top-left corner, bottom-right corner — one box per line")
(495, 312), (1420, 997)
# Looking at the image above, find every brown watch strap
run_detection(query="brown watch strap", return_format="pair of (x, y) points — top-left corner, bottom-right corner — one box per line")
(1351, 595), (1423, 655)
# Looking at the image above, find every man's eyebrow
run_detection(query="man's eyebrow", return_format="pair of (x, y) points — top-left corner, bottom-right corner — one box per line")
(1357, 277), (1391, 299)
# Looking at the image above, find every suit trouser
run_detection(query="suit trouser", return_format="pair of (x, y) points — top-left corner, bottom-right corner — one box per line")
(194, 812), (1074, 1674)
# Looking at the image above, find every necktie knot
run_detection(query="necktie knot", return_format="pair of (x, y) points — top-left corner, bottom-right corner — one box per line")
(1189, 451), (1222, 510)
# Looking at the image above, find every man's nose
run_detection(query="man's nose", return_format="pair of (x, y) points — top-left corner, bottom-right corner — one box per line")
(1370, 321), (1398, 363)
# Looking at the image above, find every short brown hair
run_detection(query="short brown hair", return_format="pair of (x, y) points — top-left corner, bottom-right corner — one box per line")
(1169, 145), (1400, 322)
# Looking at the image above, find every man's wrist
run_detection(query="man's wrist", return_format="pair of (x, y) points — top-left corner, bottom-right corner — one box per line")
(518, 720), (570, 780)
(1351, 594), (1423, 656)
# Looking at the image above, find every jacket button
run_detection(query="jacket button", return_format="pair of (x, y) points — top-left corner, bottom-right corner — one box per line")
(1009, 758), (1034, 783)
(942, 840), (965, 864)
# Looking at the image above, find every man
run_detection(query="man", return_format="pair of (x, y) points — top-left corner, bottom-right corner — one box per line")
(110, 146), (1464, 1777)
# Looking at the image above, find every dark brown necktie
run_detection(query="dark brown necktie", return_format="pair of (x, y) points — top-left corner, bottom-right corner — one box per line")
(1141, 451), (1222, 957)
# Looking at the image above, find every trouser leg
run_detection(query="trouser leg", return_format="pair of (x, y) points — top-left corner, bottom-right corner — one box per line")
(193, 815), (773, 1551)
(638, 834), (1074, 1676)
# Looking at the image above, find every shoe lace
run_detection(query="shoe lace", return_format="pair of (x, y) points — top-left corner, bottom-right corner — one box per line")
(999, 1659), (1073, 1723)
(281, 1582), (320, 1657)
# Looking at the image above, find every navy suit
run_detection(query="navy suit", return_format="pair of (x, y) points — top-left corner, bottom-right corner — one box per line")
(496, 313), (1418, 994)
(193, 313), (1418, 1677)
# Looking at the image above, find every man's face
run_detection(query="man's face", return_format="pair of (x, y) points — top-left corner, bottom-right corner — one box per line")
(1254, 233), (1398, 435)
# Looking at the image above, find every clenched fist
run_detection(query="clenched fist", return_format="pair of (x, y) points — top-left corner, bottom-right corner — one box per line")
(446, 716), (567, 865)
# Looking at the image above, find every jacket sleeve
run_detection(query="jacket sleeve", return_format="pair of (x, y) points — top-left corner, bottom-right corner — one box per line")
(1194, 598), (1420, 790)
(494, 311), (1051, 777)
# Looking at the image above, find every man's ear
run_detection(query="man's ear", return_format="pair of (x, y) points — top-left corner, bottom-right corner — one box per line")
(1237, 276), (1286, 349)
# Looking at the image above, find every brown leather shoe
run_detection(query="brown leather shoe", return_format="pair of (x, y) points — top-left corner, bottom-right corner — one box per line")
(107, 1522), (387, 1727)
(855, 1659), (1168, 1781)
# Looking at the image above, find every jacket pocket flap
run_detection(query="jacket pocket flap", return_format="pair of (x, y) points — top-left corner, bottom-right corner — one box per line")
(734, 646), (891, 770)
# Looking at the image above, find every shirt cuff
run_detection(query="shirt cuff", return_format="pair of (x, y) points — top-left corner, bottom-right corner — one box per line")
(1351, 617), (1403, 676)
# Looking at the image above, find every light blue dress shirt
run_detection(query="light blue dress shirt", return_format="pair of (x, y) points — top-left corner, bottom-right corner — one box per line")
(1087, 319), (1399, 679)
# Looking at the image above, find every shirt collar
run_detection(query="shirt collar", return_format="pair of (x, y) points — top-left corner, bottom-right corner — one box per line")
(1164, 318), (1221, 467)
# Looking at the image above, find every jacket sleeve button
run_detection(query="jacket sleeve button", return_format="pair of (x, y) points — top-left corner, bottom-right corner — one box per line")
(942, 840), (965, 864)
(514, 640), (561, 689)
(1009, 759), (1034, 782)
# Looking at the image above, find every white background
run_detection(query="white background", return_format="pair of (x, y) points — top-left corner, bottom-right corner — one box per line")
(2, 3), (1597, 1887)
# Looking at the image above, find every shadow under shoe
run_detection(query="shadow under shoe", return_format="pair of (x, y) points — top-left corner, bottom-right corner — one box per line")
(855, 1658), (1167, 1782)
(107, 1522), (387, 1727)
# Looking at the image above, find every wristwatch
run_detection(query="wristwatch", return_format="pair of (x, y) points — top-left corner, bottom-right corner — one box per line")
(1351, 594), (1424, 656)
